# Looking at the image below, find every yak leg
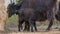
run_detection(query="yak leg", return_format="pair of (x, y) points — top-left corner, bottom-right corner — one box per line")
(18, 18), (24, 31)
(29, 17), (37, 32)
(47, 8), (54, 30)
(24, 21), (30, 31)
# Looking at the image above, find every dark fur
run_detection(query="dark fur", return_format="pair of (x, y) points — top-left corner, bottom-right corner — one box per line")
(7, 0), (59, 32)
(7, 2), (23, 17)
(7, 3), (30, 31)
(7, 3), (17, 17)
(17, 0), (57, 32)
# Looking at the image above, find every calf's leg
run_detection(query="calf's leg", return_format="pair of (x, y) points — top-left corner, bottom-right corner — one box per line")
(29, 17), (37, 32)
(24, 21), (30, 31)
(18, 18), (24, 31)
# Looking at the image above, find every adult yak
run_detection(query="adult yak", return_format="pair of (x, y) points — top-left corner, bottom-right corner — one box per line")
(6, 0), (57, 31)
(17, 0), (57, 32)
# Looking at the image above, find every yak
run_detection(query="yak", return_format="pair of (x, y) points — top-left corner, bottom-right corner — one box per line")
(17, 0), (57, 32)
(7, 0), (58, 32)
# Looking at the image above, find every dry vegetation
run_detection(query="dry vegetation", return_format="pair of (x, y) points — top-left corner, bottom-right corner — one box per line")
(0, 0), (8, 32)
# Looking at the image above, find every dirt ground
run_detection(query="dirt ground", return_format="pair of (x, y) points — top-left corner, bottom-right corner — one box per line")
(8, 30), (60, 34)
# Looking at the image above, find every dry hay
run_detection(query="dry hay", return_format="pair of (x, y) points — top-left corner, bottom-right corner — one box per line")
(0, 0), (8, 32)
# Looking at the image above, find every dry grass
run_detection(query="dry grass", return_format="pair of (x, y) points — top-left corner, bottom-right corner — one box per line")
(0, 0), (8, 31)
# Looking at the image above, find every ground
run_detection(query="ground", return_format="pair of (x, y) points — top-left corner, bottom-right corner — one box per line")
(9, 31), (60, 34)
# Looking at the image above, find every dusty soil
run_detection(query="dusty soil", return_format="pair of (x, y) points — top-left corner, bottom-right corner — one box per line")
(8, 30), (60, 34)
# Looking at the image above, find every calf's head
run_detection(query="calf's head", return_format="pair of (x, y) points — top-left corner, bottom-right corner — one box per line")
(7, 3), (17, 17)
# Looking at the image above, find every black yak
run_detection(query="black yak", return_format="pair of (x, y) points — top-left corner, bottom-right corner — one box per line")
(7, 0), (58, 32)
(17, 0), (57, 32)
